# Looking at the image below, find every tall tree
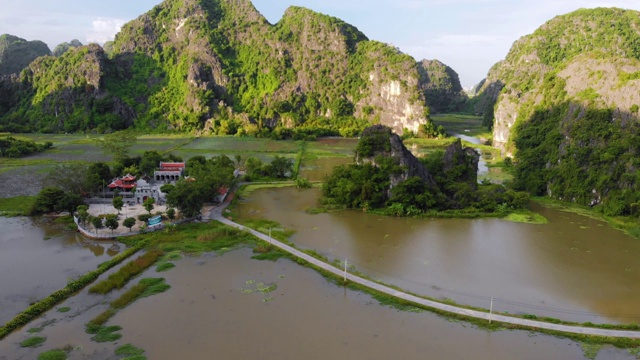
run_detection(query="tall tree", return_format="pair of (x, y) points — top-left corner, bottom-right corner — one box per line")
(92, 217), (104, 233)
(105, 214), (119, 234)
(143, 197), (155, 214)
(167, 180), (205, 218)
(123, 217), (136, 232)
(112, 196), (124, 214)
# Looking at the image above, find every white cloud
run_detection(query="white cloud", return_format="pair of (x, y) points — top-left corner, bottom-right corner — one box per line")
(86, 17), (126, 44)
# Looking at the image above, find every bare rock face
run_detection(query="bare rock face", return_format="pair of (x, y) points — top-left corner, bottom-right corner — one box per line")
(356, 125), (436, 188)
(474, 8), (640, 155)
(357, 70), (427, 134)
(443, 139), (479, 189)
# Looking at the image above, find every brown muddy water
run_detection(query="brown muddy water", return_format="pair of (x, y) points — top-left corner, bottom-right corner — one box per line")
(0, 236), (636, 359)
(0, 217), (117, 324)
(235, 187), (640, 325)
(5, 249), (616, 360)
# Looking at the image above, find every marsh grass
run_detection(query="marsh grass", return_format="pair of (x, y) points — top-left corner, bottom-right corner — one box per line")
(503, 211), (548, 224)
(115, 344), (145, 357)
(581, 343), (603, 360)
(431, 113), (491, 139)
(87, 325), (122, 343)
(20, 336), (46, 347)
(156, 262), (175, 272)
(0, 196), (36, 216)
(37, 349), (68, 360)
(88, 278), (170, 330)
(534, 197), (640, 240)
(89, 249), (163, 294)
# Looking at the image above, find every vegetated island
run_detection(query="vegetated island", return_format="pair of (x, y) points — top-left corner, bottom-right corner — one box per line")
(322, 125), (534, 220)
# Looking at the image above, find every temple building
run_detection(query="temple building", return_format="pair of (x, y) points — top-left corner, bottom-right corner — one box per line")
(134, 178), (165, 204)
(154, 162), (186, 183)
(107, 174), (136, 192)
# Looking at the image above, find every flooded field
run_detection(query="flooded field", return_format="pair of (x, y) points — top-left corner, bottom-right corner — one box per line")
(234, 187), (640, 324)
(0, 229), (636, 359)
(0, 217), (116, 324)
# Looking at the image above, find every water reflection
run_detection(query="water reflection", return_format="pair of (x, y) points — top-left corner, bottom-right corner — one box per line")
(235, 187), (640, 324)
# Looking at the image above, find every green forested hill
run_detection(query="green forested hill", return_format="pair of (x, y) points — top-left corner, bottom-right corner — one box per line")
(474, 7), (640, 215)
(0, 34), (51, 76)
(417, 59), (467, 113)
(0, 0), (457, 138)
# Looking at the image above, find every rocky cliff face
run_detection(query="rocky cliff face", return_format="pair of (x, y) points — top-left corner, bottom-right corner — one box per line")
(1, 0), (435, 134)
(0, 34), (51, 76)
(475, 8), (640, 154)
(474, 7), (640, 213)
(355, 125), (479, 196)
(356, 125), (436, 188)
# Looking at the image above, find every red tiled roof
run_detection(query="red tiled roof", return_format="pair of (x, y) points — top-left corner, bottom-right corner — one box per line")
(108, 179), (136, 189)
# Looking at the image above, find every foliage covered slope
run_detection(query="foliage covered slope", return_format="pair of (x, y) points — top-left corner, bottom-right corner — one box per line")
(472, 7), (640, 215)
(0, 34), (51, 76)
(0, 0), (450, 137)
(417, 59), (467, 113)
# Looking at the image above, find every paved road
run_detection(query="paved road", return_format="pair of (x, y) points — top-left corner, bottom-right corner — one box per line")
(208, 203), (640, 339)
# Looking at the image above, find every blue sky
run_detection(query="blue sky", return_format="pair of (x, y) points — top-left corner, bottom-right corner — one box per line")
(1, 0), (640, 87)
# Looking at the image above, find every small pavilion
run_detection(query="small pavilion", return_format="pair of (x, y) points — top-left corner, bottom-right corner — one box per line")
(107, 174), (137, 192)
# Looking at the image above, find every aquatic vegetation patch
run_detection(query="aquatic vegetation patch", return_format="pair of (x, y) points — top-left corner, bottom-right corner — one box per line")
(90, 278), (170, 328)
(115, 343), (146, 358)
(86, 325), (123, 343)
(239, 279), (278, 299)
(503, 211), (548, 224)
(56, 307), (71, 313)
(37, 349), (68, 360)
(20, 336), (46, 347)
(155, 262), (175, 272)
(581, 343), (602, 360)
(89, 249), (163, 294)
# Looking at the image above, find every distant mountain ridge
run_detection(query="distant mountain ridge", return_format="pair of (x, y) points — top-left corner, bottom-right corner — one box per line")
(0, 34), (51, 76)
(0, 0), (461, 136)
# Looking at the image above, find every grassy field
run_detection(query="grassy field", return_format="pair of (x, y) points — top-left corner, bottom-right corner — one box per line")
(431, 113), (492, 140)
(0, 128), (507, 198)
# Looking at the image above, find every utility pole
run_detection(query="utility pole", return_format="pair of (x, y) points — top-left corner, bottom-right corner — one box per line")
(344, 258), (347, 283)
(269, 227), (272, 245)
(489, 297), (494, 324)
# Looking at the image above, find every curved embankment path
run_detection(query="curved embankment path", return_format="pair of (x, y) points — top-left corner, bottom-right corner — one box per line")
(207, 205), (640, 339)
